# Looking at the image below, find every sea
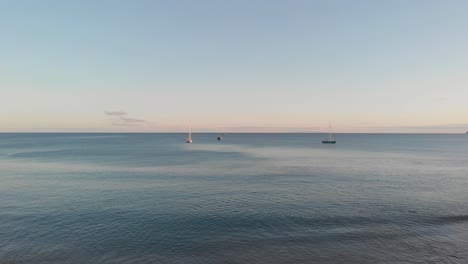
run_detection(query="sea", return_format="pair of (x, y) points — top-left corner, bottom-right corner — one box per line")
(0, 133), (467, 264)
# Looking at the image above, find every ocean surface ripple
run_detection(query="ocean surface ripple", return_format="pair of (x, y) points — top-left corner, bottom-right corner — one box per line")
(1, 133), (467, 263)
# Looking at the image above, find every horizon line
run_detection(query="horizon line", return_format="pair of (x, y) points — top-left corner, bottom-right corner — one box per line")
(0, 131), (466, 135)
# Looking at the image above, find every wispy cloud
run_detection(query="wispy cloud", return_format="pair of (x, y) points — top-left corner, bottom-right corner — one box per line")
(368, 123), (468, 132)
(120, 116), (145, 123)
(104, 111), (127, 116)
(111, 122), (139, 127)
(373, 124), (468, 129)
(105, 111), (146, 127)
(216, 126), (321, 133)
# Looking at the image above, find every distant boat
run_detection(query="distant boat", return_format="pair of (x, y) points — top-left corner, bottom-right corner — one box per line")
(186, 127), (193, 143)
(322, 124), (336, 144)
(217, 133), (224, 141)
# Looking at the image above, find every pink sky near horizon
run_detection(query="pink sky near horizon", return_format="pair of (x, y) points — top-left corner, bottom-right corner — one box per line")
(1, 1), (467, 133)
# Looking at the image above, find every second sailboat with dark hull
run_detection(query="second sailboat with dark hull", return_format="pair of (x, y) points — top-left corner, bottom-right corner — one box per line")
(322, 124), (336, 144)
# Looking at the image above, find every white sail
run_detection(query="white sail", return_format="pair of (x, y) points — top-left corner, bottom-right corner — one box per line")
(186, 126), (193, 143)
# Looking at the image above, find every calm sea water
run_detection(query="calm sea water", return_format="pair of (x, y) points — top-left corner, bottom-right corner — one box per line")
(1, 133), (467, 264)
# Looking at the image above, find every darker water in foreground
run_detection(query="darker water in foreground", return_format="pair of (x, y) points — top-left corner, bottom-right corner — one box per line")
(0, 133), (467, 264)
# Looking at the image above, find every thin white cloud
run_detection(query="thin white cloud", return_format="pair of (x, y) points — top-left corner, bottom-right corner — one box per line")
(216, 126), (321, 133)
(371, 124), (468, 130)
(120, 116), (145, 123)
(105, 111), (146, 126)
(104, 111), (127, 116)
(111, 122), (138, 127)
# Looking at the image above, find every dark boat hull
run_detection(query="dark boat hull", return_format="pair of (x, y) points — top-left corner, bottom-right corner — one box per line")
(322, 140), (336, 144)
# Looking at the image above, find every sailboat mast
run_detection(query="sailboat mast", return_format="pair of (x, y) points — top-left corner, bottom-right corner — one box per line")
(322, 122), (336, 144)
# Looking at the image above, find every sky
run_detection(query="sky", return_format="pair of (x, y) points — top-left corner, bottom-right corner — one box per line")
(1, 0), (467, 133)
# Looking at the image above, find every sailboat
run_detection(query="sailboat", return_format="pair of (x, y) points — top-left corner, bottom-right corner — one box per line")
(322, 124), (336, 144)
(186, 127), (193, 143)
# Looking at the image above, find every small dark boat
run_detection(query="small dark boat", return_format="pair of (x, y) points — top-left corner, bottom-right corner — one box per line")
(217, 133), (224, 141)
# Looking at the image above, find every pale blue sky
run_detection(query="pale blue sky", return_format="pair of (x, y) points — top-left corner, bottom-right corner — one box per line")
(1, 0), (467, 132)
